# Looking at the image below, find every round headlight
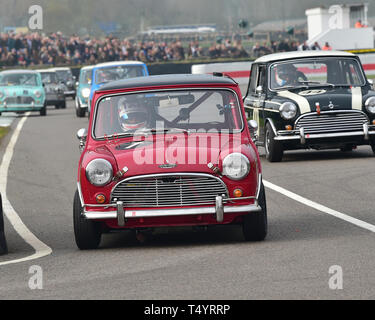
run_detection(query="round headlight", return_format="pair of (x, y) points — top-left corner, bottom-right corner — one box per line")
(34, 90), (42, 98)
(81, 88), (91, 99)
(365, 97), (375, 114)
(279, 102), (297, 120)
(85, 159), (113, 186)
(222, 153), (250, 181)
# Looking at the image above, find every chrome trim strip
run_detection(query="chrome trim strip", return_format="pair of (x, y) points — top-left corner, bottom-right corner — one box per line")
(215, 196), (224, 222)
(83, 204), (262, 220)
(117, 201), (125, 226)
(266, 118), (278, 136)
(364, 123), (369, 140)
(256, 173), (262, 201)
(300, 127), (306, 144)
(274, 130), (375, 141)
(77, 182), (84, 207)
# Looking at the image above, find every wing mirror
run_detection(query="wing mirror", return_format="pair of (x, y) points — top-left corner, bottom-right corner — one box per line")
(368, 79), (373, 86)
(77, 128), (88, 152)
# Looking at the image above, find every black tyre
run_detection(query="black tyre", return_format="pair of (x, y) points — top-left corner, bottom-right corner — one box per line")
(265, 122), (283, 162)
(73, 190), (102, 250)
(242, 182), (267, 241)
(0, 194), (8, 255)
(60, 100), (66, 109)
(371, 141), (375, 155)
(340, 144), (354, 152)
(40, 104), (47, 116)
(76, 99), (86, 118)
(55, 104), (60, 109)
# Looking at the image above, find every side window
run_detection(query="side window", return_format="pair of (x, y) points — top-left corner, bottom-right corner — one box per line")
(247, 64), (258, 96)
(342, 60), (362, 85)
(257, 66), (266, 90)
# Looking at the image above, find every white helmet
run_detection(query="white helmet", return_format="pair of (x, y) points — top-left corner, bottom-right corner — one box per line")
(118, 99), (148, 131)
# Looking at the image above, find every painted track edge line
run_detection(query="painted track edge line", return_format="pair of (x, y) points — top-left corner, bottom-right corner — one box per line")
(263, 179), (375, 233)
(0, 113), (52, 266)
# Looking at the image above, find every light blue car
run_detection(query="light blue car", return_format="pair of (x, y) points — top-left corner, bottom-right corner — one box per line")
(75, 65), (94, 117)
(87, 61), (149, 117)
(0, 70), (46, 116)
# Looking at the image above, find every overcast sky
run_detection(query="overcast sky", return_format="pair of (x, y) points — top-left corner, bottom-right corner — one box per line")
(0, 0), (373, 35)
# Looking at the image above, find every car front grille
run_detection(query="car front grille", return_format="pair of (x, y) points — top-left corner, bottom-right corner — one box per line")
(5, 96), (34, 105)
(295, 111), (368, 134)
(111, 174), (228, 208)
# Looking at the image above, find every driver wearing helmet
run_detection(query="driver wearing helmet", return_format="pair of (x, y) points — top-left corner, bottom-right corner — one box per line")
(276, 64), (307, 87)
(118, 99), (149, 131)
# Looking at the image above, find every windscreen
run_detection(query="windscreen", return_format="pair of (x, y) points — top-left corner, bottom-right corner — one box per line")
(93, 89), (243, 138)
(41, 72), (58, 84)
(95, 65), (145, 84)
(80, 69), (92, 85)
(270, 58), (366, 90)
(56, 70), (72, 81)
(0, 73), (39, 86)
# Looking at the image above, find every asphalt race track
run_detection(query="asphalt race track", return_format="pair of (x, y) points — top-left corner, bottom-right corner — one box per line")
(0, 100), (374, 299)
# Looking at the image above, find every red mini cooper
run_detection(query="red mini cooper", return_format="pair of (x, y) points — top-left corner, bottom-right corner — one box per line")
(74, 74), (266, 249)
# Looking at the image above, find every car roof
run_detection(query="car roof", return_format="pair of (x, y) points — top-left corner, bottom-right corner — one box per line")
(80, 65), (94, 71)
(94, 61), (146, 68)
(254, 50), (355, 63)
(96, 74), (237, 92)
(51, 67), (71, 71)
(35, 69), (55, 73)
(0, 69), (39, 75)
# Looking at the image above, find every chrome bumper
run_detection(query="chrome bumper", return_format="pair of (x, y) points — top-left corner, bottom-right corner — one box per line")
(83, 201), (261, 225)
(77, 174), (262, 226)
(275, 123), (375, 144)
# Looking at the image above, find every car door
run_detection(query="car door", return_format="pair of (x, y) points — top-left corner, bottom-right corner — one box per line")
(244, 64), (267, 143)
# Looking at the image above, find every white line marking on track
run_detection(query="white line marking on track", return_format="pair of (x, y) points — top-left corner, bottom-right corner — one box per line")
(0, 113), (52, 266)
(263, 179), (375, 233)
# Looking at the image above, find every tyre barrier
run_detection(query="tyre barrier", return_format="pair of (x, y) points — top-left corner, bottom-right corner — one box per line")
(0, 193), (8, 255)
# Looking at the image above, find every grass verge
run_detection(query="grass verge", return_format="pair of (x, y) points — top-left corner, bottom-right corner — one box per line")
(0, 126), (10, 145)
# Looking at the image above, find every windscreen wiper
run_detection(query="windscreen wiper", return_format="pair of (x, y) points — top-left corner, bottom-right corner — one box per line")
(135, 128), (191, 136)
(298, 81), (336, 88)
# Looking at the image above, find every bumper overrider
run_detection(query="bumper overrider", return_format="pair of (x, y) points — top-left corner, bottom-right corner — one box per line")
(271, 111), (375, 144)
(77, 174), (263, 227)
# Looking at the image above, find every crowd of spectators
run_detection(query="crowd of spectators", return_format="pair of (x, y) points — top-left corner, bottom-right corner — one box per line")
(251, 39), (332, 58)
(0, 31), (327, 67)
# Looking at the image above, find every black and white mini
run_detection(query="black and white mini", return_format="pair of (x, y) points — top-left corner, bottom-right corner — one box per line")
(244, 51), (375, 162)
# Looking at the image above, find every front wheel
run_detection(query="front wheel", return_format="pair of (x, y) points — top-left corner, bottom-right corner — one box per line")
(340, 144), (354, 152)
(265, 122), (283, 162)
(59, 100), (66, 109)
(40, 104), (47, 116)
(76, 98), (86, 118)
(371, 141), (375, 155)
(242, 182), (267, 241)
(73, 190), (102, 250)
